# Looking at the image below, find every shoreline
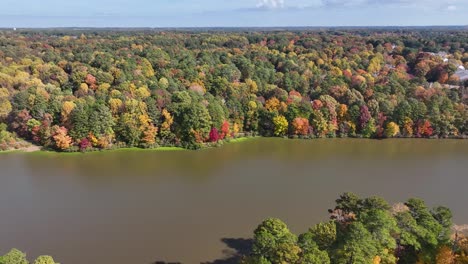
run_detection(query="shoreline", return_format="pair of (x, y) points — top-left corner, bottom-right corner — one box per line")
(0, 136), (466, 155)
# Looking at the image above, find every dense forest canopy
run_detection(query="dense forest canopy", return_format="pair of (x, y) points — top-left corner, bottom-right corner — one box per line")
(0, 29), (467, 150)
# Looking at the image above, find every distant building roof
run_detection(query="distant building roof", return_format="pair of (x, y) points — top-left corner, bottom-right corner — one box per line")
(437, 52), (447, 57)
(454, 70), (468, 81)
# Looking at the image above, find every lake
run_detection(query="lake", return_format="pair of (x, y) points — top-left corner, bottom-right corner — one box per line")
(0, 138), (467, 264)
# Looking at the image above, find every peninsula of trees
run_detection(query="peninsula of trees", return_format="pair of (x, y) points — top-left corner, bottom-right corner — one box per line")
(243, 193), (468, 264)
(0, 29), (467, 151)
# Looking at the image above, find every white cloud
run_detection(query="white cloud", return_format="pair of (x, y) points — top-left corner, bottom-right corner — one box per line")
(257, 0), (285, 9)
(447, 5), (457, 10)
(319, 0), (468, 8)
(252, 0), (467, 11)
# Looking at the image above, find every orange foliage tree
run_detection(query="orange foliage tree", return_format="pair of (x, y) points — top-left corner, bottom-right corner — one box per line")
(435, 246), (455, 264)
(220, 120), (230, 139)
(291, 117), (309, 136)
(52, 126), (72, 151)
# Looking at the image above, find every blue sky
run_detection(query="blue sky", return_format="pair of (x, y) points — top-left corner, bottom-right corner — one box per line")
(0, 0), (467, 27)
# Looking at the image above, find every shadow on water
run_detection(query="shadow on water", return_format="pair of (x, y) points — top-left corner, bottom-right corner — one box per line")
(153, 238), (253, 264)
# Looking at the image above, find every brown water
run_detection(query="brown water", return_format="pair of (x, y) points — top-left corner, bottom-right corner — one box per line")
(0, 138), (467, 264)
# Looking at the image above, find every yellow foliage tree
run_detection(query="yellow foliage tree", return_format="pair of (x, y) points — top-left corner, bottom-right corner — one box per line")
(79, 83), (89, 93)
(246, 79), (258, 94)
(135, 86), (151, 99)
(265, 97), (281, 112)
(402, 117), (414, 137)
(311, 110), (329, 137)
(97, 134), (113, 149)
(233, 122), (241, 135)
(161, 109), (173, 132)
(88, 133), (99, 147)
(337, 104), (348, 122)
(0, 88), (12, 120)
(273, 115), (288, 137)
(109, 98), (123, 116)
(385, 122), (400, 138)
(97, 83), (111, 94)
(159, 78), (169, 89)
(140, 58), (155, 78)
(61, 101), (76, 124)
(373, 255), (381, 264)
(367, 55), (383, 74)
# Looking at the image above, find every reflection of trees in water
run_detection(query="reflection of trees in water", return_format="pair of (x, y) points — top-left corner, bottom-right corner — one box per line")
(22, 150), (223, 181)
(153, 238), (253, 264)
(21, 138), (468, 183)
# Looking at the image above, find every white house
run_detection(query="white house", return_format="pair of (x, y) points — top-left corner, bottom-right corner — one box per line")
(454, 69), (468, 82)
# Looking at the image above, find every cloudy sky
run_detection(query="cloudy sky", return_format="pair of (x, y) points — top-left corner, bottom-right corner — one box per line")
(0, 0), (467, 27)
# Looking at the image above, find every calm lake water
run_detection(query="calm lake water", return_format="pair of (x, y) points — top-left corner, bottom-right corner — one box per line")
(0, 138), (467, 264)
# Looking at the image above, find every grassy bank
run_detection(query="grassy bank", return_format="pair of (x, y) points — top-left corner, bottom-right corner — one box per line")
(29, 146), (186, 156)
(225, 136), (259, 144)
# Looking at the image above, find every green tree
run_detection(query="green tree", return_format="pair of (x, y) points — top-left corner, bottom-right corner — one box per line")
(0, 249), (29, 264)
(252, 218), (300, 264)
(170, 91), (212, 148)
(305, 221), (337, 251)
(69, 103), (90, 140)
(116, 112), (141, 146)
(359, 198), (399, 263)
(332, 222), (378, 264)
(33, 256), (57, 264)
(298, 231), (331, 264)
(88, 102), (114, 137)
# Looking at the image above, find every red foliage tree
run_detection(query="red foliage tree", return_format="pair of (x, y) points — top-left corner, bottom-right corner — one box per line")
(85, 74), (97, 90)
(287, 91), (302, 104)
(9, 109), (32, 138)
(79, 138), (91, 151)
(31, 114), (52, 145)
(415, 120), (433, 138)
(312, 100), (323, 110)
(416, 120), (434, 137)
(359, 105), (372, 130)
(31, 125), (41, 143)
(342, 69), (352, 79)
(209, 127), (220, 142)
(375, 112), (387, 138)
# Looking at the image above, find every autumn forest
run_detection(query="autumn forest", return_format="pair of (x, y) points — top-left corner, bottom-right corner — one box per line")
(0, 28), (467, 151)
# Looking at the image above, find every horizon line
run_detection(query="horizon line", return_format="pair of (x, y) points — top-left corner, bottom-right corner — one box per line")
(1, 25), (468, 29)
